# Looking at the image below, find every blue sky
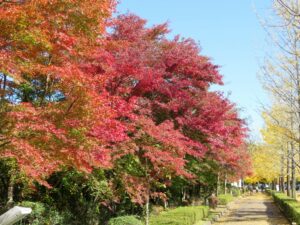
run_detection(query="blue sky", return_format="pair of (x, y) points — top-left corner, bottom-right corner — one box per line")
(117, 0), (272, 140)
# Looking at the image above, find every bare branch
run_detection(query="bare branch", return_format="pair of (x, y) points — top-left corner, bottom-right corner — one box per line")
(276, 0), (300, 17)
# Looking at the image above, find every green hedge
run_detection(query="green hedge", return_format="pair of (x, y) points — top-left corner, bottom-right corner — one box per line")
(149, 206), (209, 225)
(265, 189), (273, 195)
(218, 194), (234, 205)
(108, 215), (143, 225)
(270, 192), (300, 224)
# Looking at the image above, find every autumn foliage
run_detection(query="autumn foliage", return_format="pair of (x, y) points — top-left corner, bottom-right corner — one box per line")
(0, 0), (117, 185)
(0, 1), (251, 203)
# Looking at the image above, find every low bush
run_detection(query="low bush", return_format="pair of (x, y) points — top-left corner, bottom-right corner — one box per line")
(265, 189), (273, 195)
(217, 194), (234, 205)
(149, 206), (209, 225)
(108, 215), (143, 225)
(18, 201), (64, 225)
(231, 188), (241, 197)
(151, 205), (165, 215)
(271, 192), (300, 224)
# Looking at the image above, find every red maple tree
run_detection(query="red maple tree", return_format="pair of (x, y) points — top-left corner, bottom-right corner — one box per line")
(0, 2), (251, 200)
(81, 14), (251, 203)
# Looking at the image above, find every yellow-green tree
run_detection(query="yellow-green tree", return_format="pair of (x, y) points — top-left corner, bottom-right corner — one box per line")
(259, 0), (300, 198)
(245, 144), (280, 183)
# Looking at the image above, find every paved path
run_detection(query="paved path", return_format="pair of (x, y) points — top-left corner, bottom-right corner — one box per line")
(215, 193), (290, 225)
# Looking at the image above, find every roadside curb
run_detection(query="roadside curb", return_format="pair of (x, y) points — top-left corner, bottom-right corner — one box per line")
(202, 205), (230, 224)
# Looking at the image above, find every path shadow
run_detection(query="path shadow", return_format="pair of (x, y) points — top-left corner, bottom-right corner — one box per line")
(218, 194), (289, 224)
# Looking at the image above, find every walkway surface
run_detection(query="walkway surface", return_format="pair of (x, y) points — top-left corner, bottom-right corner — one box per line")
(215, 193), (290, 225)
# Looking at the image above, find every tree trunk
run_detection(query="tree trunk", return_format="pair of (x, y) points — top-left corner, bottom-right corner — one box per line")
(182, 188), (186, 202)
(291, 141), (296, 199)
(7, 174), (14, 207)
(280, 176), (284, 193)
(1, 74), (7, 100)
(287, 142), (291, 196)
(293, 35), (300, 199)
(40, 74), (50, 106)
(145, 157), (150, 225)
(280, 153), (285, 193)
(163, 200), (168, 209)
(224, 173), (227, 195)
(191, 184), (196, 206)
(145, 194), (149, 225)
(216, 172), (220, 196)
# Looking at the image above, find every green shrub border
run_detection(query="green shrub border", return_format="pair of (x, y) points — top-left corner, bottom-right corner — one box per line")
(149, 205), (209, 225)
(267, 190), (300, 224)
(217, 194), (234, 205)
(108, 215), (143, 225)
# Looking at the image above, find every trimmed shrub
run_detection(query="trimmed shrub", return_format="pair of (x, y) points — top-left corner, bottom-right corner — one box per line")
(108, 215), (143, 225)
(218, 194), (234, 205)
(149, 206), (209, 225)
(270, 192), (300, 224)
(265, 189), (273, 195)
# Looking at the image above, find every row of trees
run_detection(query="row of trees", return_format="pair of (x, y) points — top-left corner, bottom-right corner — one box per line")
(0, 0), (250, 223)
(254, 0), (300, 198)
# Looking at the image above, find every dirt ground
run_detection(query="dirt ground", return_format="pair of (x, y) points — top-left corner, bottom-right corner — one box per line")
(215, 193), (290, 225)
